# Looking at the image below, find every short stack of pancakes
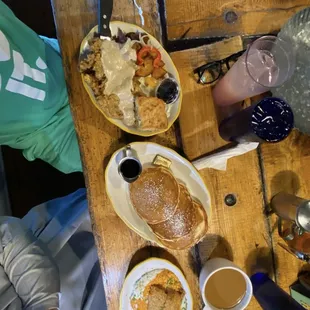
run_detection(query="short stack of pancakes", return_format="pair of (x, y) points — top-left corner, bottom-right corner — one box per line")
(129, 167), (208, 250)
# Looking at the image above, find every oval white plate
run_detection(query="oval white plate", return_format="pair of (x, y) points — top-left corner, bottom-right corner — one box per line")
(120, 258), (193, 310)
(105, 142), (211, 245)
(80, 21), (182, 137)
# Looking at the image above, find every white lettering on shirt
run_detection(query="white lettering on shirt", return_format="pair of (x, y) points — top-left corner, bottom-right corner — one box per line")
(11, 51), (46, 84)
(6, 78), (46, 101)
(36, 57), (47, 70)
(0, 30), (10, 61)
(0, 32), (48, 101)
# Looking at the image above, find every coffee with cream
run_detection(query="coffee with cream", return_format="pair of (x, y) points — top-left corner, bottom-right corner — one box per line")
(204, 268), (247, 309)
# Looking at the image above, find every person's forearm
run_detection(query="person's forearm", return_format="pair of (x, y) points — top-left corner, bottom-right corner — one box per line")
(0, 217), (60, 309)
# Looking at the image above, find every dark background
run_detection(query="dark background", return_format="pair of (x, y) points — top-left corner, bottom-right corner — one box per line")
(2, 0), (85, 217)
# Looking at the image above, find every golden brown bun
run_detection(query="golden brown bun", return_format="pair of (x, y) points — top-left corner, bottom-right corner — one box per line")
(159, 201), (208, 250)
(150, 184), (197, 239)
(147, 286), (167, 310)
(129, 167), (179, 224)
(147, 285), (185, 310)
(136, 97), (168, 131)
(164, 288), (185, 309)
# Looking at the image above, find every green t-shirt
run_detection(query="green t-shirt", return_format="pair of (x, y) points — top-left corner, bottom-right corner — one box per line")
(0, 1), (81, 173)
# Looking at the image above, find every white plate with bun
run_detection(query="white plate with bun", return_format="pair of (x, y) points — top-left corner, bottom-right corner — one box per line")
(120, 258), (193, 310)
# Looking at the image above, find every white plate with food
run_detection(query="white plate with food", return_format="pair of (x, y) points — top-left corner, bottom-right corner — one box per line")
(80, 21), (182, 137)
(105, 142), (211, 250)
(120, 258), (193, 310)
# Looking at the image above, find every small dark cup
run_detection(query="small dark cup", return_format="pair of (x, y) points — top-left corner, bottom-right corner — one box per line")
(117, 145), (142, 183)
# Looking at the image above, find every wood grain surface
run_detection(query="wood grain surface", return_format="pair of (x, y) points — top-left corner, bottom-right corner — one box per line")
(51, 1), (201, 309)
(171, 44), (273, 309)
(261, 129), (310, 292)
(51, 2), (148, 308)
(51, 0), (310, 308)
(171, 36), (243, 158)
(165, 0), (310, 40)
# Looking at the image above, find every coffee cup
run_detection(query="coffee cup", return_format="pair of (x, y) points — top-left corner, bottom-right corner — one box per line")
(117, 145), (142, 183)
(199, 258), (253, 310)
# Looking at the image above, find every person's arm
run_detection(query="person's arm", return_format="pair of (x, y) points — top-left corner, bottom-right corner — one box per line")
(0, 264), (22, 309)
(0, 217), (60, 310)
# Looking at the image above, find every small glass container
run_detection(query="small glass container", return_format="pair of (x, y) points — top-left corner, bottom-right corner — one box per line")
(271, 192), (310, 261)
(219, 97), (294, 143)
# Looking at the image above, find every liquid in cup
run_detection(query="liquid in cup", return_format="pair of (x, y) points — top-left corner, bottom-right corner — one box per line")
(212, 36), (295, 107)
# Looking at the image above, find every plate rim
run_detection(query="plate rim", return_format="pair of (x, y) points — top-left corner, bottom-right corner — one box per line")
(105, 141), (212, 244)
(80, 21), (183, 137)
(119, 257), (194, 310)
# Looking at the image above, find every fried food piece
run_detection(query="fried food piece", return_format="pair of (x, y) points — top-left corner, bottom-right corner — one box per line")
(147, 286), (167, 310)
(157, 60), (165, 67)
(83, 73), (105, 97)
(164, 288), (185, 309)
(93, 53), (105, 80)
(149, 49), (159, 59)
(142, 36), (150, 44)
(136, 97), (168, 131)
(135, 58), (154, 77)
(126, 32), (140, 41)
(80, 39), (106, 92)
(147, 285), (185, 310)
(80, 53), (95, 71)
(145, 76), (158, 89)
(80, 38), (125, 120)
(132, 77), (146, 97)
(132, 42), (142, 51)
(97, 94), (123, 119)
(88, 37), (102, 53)
(152, 67), (167, 79)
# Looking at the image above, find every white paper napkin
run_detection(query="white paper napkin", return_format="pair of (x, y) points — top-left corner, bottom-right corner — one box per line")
(192, 142), (259, 171)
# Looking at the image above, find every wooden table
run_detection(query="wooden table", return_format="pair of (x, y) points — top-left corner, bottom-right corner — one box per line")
(51, 1), (310, 309)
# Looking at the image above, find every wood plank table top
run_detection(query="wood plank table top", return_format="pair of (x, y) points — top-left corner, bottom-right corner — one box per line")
(51, 0), (310, 309)
(165, 0), (310, 40)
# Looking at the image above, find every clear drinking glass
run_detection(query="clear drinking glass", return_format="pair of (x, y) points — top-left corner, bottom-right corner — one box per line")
(212, 36), (296, 107)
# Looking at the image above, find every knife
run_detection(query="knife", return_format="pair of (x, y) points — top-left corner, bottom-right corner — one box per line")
(98, 0), (113, 39)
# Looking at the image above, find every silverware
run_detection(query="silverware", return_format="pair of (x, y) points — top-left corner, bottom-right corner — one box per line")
(98, 0), (113, 40)
(78, 0), (113, 71)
